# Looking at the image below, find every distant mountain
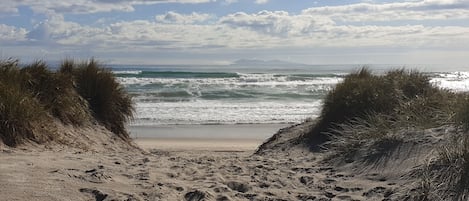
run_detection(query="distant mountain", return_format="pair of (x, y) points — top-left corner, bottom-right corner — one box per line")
(231, 59), (308, 67)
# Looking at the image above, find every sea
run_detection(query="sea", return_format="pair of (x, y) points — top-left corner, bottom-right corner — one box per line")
(111, 64), (469, 127)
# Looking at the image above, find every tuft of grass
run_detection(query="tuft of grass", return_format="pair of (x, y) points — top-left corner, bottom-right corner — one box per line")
(318, 68), (396, 129)
(61, 59), (134, 139)
(0, 59), (48, 146)
(20, 61), (91, 125)
(0, 58), (133, 146)
(419, 135), (469, 201)
(308, 68), (447, 144)
(454, 94), (469, 131)
(312, 67), (469, 200)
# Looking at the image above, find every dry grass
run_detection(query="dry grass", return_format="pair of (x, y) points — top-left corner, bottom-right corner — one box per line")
(413, 136), (469, 201)
(454, 94), (469, 131)
(0, 58), (134, 146)
(312, 67), (469, 200)
(21, 61), (91, 125)
(0, 59), (49, 146)
(60, 59), (134, 139)
(307, 68), (444, 147)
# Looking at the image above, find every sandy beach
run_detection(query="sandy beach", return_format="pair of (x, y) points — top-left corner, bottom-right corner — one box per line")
(0, 139), (373, 201)
(0, 122), (423, 201)
(130, 124), (289, 151)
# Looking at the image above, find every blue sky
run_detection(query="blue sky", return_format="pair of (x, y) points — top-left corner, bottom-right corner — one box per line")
(1, 0), (468, 66)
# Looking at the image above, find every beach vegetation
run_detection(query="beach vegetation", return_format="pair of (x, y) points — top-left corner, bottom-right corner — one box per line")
(309, 67), (469, 200)
(308, 68), (453, 146)
(413, 135), (469, 200)
(21, 61), (91, 125)
(454, 94), (469, 131)
(60, 59), (134, 139)
(0, 58), (133, 147)
(0, 59), (50, 146)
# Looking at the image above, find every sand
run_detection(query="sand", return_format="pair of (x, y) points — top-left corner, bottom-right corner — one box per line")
(0, 141), (377, 201)
(0, 122), (450, 200)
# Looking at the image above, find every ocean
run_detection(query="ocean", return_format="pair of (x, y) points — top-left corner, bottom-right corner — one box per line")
(112, 64), (469, 127)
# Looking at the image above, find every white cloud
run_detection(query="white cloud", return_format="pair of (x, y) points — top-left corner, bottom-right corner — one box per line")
(0, 24), (27, 41)
(17, 9), (468, 51)
(302, 0), (469, 22)
(219, 10), (335, 37)
(0, 0), (215, 15)
(223, 0), (238, 5)
(255, 0), (269, 4)
(155, 12), (213, 24)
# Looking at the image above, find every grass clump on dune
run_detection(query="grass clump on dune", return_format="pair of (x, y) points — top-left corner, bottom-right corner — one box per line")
(0, 59), (50, 146)
(0, 58), (134, 147)
(60, 59), (134, 139)
(309, 67), (469, 200)
(421, 96), (469, 201)
(454, 94), (469, 131)
(307, 68), (452, 147)
(21, 61), (91, 125)
(435, 136), (469, 200)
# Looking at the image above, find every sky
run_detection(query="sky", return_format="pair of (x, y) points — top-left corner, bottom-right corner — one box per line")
(0, 0), (468, 66)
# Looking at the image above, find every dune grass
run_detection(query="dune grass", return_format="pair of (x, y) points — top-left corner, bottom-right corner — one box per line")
(0, 58), (133, 147)
(0, 59), (49, 146)
(308, 68), (454, 146)
(437, 135), (469, 200)
(414, 135), (469, 201)
(310, 67), (469, 200)
(60, 59), (134, 139)
(21, 61), (91, 125)
(424, 96), (469, 200)
(454, 94), (469, 131)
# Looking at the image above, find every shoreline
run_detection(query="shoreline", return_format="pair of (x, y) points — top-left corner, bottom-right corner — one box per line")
(129, 123), (291, 151)
(128, 123), (290, 140)
(134, 137), (264, 152)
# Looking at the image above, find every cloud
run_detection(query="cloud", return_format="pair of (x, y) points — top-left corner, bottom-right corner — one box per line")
(1, 0), (215, 15)
(219, 10), (334, 36)
(15, 9), (467, 52)
(0, 24), (27, 41)
(223, 0), (238, 5)
(255, 0), (269, 4)
(155, 12), (213, 24)
(302, 0), (469, 22)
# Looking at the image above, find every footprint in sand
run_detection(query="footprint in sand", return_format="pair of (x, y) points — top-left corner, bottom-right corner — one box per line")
(362, 186), (394, 198)
(299, 175), (314, 185)
(184, 190), (212, 201)
(79, 188), (108, 201)
(322, 178), (336, 184)
(226, 181), (251, 193)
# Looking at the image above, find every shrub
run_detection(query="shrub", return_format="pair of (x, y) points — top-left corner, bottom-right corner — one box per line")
(61, 59), (134, 139)
(20, 61), (90, 125)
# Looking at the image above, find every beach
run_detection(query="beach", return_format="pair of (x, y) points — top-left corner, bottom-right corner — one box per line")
(0, 122), (413, 201)
(2, 63), (469, 200)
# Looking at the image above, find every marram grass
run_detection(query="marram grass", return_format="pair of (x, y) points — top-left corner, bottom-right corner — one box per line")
(0, 58), (133, 147)
(312, 67), (469, 200)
